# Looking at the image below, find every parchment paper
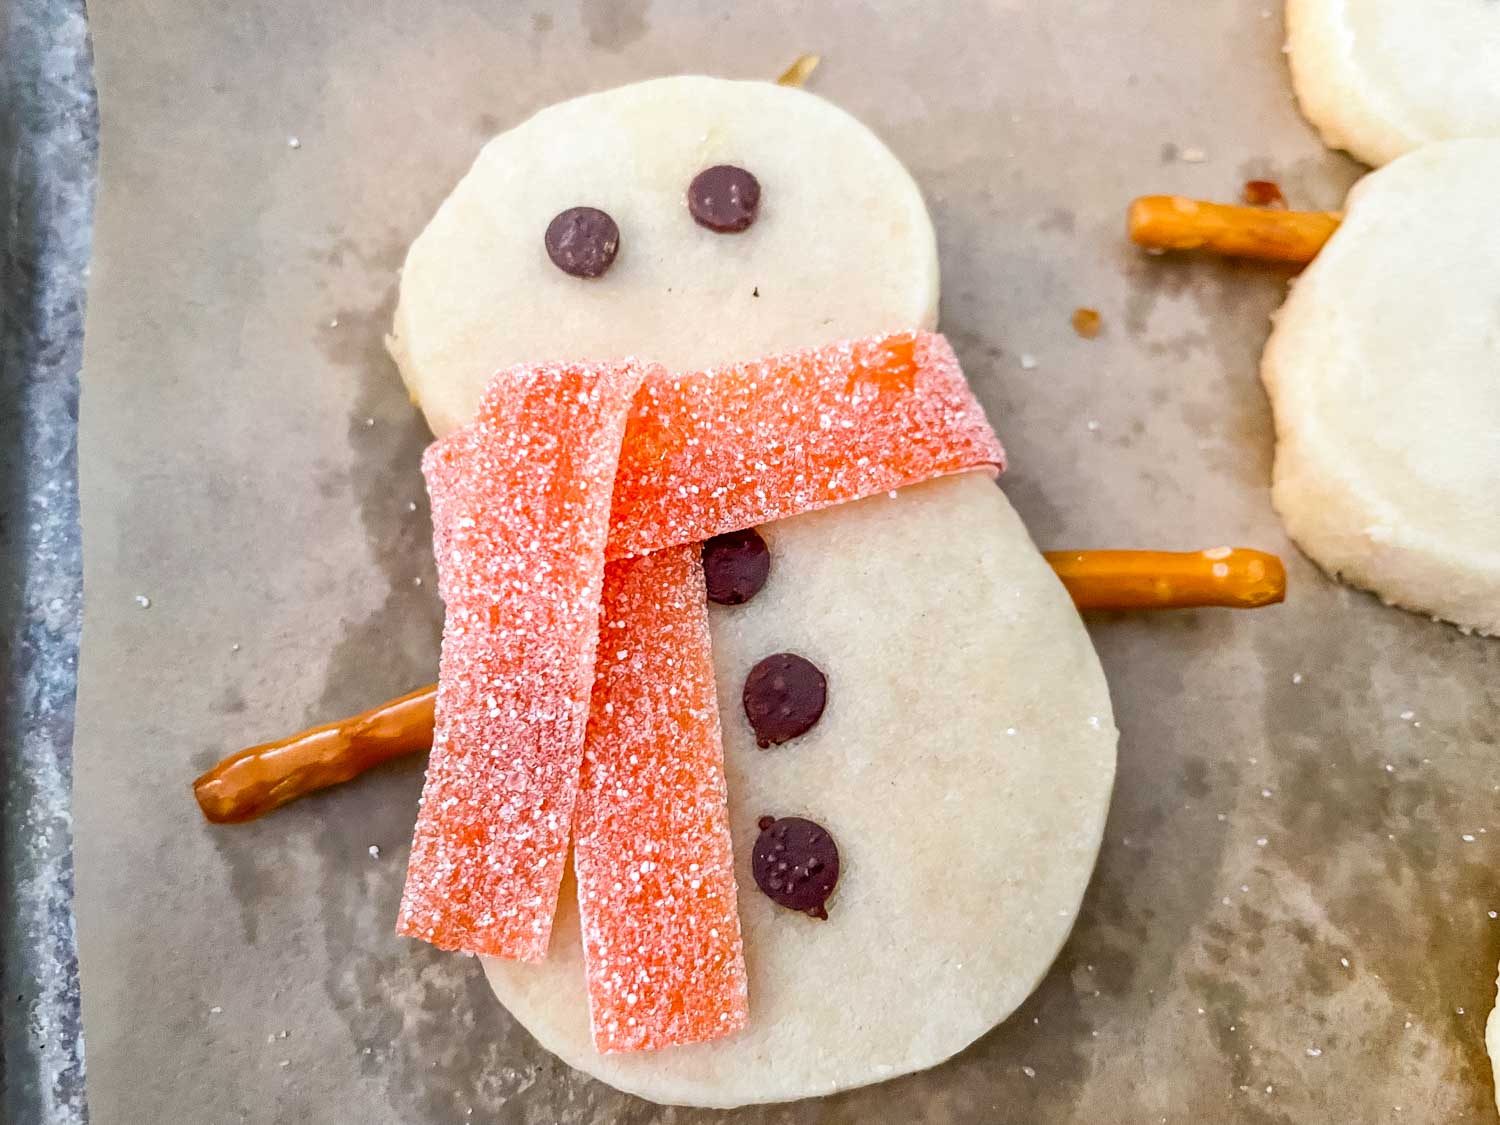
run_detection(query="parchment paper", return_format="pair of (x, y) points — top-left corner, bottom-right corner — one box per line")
(75, 1), (1500, 1121)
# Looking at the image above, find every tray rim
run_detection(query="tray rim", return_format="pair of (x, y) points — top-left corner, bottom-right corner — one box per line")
(0, 0), (96, 1121)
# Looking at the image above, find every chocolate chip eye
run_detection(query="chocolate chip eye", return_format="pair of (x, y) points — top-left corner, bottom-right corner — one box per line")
(544, 206), (620, 278)
(688, 165), (761, 233)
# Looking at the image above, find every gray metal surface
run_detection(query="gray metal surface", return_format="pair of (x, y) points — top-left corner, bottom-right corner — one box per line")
(0, 0), (95, 1121)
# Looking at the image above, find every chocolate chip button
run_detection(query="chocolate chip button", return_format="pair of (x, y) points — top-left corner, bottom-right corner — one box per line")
(544, 206), (620, 278)
(687, 165), (761, 233)
(743, 653), (826, 748)
(702, 528), (771, 605)
(752, 816), (840, 919)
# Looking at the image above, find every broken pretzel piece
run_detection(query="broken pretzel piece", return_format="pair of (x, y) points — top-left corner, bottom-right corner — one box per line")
(1128, 195), (1340, 264)
(1045, 547), (1286, 611)
(193, 685), (436, 825)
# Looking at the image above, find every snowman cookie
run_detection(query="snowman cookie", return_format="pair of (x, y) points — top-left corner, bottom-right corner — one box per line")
(382, 77), (1118, 1107)
(1261, 140), (1500, 635)
(1285, 0), (1500, 166)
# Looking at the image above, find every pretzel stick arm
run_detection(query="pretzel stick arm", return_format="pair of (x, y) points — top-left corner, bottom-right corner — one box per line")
(1045, 548), (1286, 610)
(1128, 196), (1340, 264)
(192, 685), (436, 824)
(195, 548), (1286, 824)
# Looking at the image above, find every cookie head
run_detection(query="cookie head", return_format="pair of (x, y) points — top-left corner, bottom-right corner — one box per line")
(390, 75), (939, 437)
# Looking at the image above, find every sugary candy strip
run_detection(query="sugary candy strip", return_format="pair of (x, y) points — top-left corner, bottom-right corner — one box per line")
(568, 331), (1000, 1049)
(605, 331), (1005, 559)
(396, 360), (647, 960)
(201, 332), (1004, 824)
(573, 546), (748, 1052)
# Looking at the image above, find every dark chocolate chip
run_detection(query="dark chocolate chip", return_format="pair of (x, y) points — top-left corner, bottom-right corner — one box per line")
(752, 816), (839, 919)
(687, 165), (761, 233)
(742, 652), (826, 748)
(702, 528), (771, 605)
(544, 206), (620, 278)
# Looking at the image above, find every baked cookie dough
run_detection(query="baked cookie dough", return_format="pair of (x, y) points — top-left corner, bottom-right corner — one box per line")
(392, 74), (1117, 1105)
(390, 75), (939, 438)
(1286, 0), (1500, 166)
(1261, 140), (1500, 634)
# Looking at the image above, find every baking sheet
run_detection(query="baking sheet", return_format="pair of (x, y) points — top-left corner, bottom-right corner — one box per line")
(1, 0), (93, 1122)
(74, 0), (1500, 1121)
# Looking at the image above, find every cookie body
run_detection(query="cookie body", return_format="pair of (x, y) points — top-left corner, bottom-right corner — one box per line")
(1262, 140), (1500, 634)
(1286, 0), (1500, 166)
(484, 473), (1116, 1106)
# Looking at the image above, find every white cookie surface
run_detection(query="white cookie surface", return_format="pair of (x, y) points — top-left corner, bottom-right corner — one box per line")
(391, 76), (939, 438)
(1261, 140), (1500, 634)
(484, 474), (1117, 1107)
(1286, 0), (1500, 166)
(393, 74), (1116, 1105)
(1489, 968), (1500, 1116)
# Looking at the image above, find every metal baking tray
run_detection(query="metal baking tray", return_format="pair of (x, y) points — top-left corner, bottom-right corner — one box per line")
(1, 0), (94, 1120)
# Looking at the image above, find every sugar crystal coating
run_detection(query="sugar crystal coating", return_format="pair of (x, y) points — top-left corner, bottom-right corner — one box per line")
(606, 331), (1005, 560)
(397, 359), (647, 959)
(573, 546), (748, 1052)
(397, 330), (1006, 1045)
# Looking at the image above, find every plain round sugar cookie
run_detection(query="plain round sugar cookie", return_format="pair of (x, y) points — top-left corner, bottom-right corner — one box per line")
(1261, 140), (1500, 634)
(1489, 968), (1500, 1116)
(484, 473), (1117, 1108)
(390, 75), (939, 438)
(1286, 0), (1500, 166)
